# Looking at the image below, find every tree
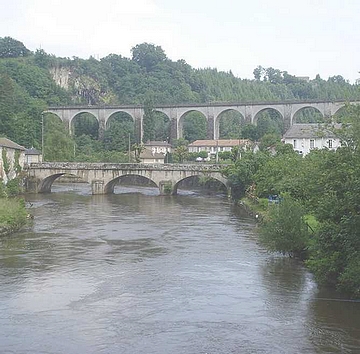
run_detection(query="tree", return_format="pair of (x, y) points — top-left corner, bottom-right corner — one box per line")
(173, 145), (188, 163)
(142, 97), (156, 143)
(253, 65), (265, 81)
(0, 37), (31, 58)
(132, 143), (144, 162)
(44, 115), (75, 161)
(131, 43), (167, 72)
(260, 196), (310, 258)
(182, 112), (207, 142)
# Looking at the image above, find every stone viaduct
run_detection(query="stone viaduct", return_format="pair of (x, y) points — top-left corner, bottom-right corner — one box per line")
(44, 100), (359, 142)
(25, 162), (228, 196)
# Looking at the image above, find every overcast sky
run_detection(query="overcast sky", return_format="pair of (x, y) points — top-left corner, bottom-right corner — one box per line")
(1, 0), (359, 82)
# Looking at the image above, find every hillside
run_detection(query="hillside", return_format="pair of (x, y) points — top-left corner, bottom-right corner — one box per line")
(0, 37), (359, 159)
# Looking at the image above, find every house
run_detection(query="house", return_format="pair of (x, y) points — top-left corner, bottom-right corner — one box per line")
(139, 148), (165, 164)
(144, 141), (172, 156)
(25, 147), (43, 164)
(188, 139), (252, 157)
(282, 124), (341, 156)
(0, 138), (26, 184)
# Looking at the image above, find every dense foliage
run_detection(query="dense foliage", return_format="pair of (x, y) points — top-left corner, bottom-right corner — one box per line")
(0, 180), (28, 236)
(224, 105), (360, 297)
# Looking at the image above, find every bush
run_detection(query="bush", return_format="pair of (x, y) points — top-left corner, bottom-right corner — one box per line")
(259, 196), (310, 258)
(0, 198), (28, 230)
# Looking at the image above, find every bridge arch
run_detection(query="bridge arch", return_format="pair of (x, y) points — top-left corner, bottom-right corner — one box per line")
(104, 110), (135, 127)
(292, 106), (324, 124)
(104, 174), (158, 194)
(173, 173), (228, 196)
(252, 107), (283, 125)
(35, 173), (90, 193)
(214, 108), (245, 140)
(178, 110), (207, 141)
(71, 111), (99, 138)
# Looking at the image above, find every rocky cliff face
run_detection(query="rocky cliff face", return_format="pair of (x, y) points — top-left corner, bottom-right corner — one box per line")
(49, 65), (116, 105)
(50, 65), (71, 90)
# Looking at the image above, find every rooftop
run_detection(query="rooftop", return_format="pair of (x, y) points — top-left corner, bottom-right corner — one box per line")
(188, 139), (251, 147)
(140, 148), (165, 159)
(25, 147), (42, 155)
(283, 124), (341, 139)
(144, 141), (171, 147)
(0, 137), (26, 150)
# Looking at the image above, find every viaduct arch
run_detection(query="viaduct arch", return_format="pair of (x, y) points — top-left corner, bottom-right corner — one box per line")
(44, 100), (359, 142)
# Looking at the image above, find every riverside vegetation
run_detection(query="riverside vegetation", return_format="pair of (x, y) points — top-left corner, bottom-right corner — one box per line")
(224, 105), (360, 298)
(0, 180), (28, 236)
(0, 37), (359, 296)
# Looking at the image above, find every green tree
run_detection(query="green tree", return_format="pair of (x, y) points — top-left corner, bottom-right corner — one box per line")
(260, 196), (310, 258)
(131, 43), (167, 72)
(173, 145), (188, 163)
(142, 97), (156, 143)
(44, 115), (75, 161)
(0, 37), (31, 58)
(183, 112), (207, 142)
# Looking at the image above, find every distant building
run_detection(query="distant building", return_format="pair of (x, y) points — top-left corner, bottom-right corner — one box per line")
(25, 147), (43, 164)
(188, 139), (252, 157)
(0, 138), (26, 184)
(283, 124), (341, 156)
(296, 76), (310, 82)
(139, 148), (165, 164)
(144, 141), (172, 155)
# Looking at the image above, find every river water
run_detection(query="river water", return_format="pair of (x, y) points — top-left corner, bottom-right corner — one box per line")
(0, 183), (359, 354)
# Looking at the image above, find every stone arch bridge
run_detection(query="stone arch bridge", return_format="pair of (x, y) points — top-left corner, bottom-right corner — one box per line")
(25, 162), (229, 196)
(44, 99), (359, 142)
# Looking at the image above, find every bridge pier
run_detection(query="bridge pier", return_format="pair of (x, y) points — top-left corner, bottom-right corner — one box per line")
(25, 176), (42, 193)
(207, 115), (215, 139)
(91, 180), (105, 195)
(159, 180), (175, 196)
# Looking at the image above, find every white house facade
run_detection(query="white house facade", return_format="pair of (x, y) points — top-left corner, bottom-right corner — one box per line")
(139, 148), (165, 164)
(0, 138), (26, 184)
(144, 141), (172, 156)
(188, 139), (252, 157)
(283, 124), (341, 156)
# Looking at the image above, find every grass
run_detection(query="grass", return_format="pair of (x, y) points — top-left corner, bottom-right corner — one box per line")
(0, 198), (28, 231)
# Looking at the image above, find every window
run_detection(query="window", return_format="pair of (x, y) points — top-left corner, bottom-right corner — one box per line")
(293, 140), (297, 149)
(328, 139), (333, 148)
(310, 139), (315, 149)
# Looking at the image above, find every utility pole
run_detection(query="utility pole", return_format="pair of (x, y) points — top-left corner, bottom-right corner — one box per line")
(215, 139), (219, 164)
(41, 113), (45, 161)
(128, 132), (131, 163)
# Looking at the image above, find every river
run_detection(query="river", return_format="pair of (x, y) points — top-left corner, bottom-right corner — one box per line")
(0, 183), (359, 354)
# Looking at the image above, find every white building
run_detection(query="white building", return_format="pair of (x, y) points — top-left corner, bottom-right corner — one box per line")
(283, 124), (341, 156)
(139, 148), (165, 164)
(0, 138), (26, 184)
(25, 147), (43, 164)
(144, 141), (172, 156)
(188, 139), (252, 157)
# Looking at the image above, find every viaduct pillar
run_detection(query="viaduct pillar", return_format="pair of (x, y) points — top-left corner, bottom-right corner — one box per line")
(98, 108), (106, 140)
(168, 108), (179, 144)
(283, 104), (292, 131)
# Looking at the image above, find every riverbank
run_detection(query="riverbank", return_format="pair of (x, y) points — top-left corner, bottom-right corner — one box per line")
(0, 198), (29, 236)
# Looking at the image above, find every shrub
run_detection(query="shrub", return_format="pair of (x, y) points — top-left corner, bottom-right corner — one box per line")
(259, 196), (310, 258)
